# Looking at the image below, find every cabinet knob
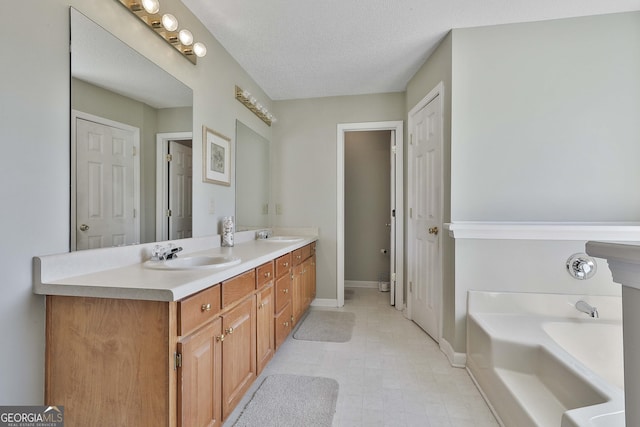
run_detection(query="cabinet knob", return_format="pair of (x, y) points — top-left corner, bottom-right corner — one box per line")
(283, 321), (289, 327)
(258, 302), (265, 309)
(216, 334), (225, 342)
(201, 303), (211, 312)
(283, 262), (289, 267)
(283, 288), (289, 294)
(264, 271), (271, 278)
(225, 327), (234, 335)
(297, 255), (301, 259)
(428, 226), (439, 235)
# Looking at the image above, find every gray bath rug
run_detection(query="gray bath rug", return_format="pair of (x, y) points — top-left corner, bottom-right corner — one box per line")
(233, 374), (339, 427)
(293, 310), (355, 343)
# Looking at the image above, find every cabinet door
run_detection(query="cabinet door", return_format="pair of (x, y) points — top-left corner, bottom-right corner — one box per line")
(310, 254), (316, 301)
(291, 263), (304, 326)
(256, 285), (275, 375)
(178, 318), (223, 427)
(302, 257), (312, 309)
(221, 297), (257, 419)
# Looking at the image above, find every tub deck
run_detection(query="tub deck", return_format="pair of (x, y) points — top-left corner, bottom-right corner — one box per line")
(466, 291), (624, 427)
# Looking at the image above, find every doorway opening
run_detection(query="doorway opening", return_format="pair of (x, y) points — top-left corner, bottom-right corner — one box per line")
(155, 132), (193, 241)
(337, 121), (404, 309)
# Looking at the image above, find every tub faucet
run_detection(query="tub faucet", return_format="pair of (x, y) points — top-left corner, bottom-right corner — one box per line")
(575, 300), (599, 318)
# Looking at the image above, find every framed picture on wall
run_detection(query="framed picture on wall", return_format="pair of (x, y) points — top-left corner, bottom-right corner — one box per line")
(203, 126), (231, 186)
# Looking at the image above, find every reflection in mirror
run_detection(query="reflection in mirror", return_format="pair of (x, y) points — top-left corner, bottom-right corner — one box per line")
(70, 8), (193, 250)
(235, 120), (270, 230)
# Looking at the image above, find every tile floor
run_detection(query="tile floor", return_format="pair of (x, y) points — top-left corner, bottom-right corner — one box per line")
(224, 287), (500, 427)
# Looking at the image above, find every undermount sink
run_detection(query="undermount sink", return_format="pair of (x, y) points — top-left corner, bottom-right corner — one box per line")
(144, 255), (241, 270)
(260, 236), (304, 243)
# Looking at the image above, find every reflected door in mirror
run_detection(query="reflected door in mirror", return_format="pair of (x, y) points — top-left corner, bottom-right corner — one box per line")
(169, 140), (193, 239)
(75, 117), (140, 250)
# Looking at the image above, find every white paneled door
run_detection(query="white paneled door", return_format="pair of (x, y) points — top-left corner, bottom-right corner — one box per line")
(75, 116), (139, 250)
(408, 92), (442, 341)
(169, 140), (193, 240)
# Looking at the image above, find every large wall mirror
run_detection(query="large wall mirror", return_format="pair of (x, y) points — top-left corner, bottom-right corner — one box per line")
(70, 8), (193, 251)
(235, 120), (270, 230)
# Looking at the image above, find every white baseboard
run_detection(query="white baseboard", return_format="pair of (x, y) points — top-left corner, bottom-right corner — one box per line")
(310, 298), (338, 308)
(345, 280), (378, 289)
(439, 337), (467, 368)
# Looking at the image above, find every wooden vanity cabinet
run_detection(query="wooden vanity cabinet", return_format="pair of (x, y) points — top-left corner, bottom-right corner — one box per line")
(44, 242), (316, 427)
(45, 296), (177, 427)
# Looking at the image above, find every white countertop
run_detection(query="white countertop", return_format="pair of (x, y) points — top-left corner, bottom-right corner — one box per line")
(33, 231), (317, 302)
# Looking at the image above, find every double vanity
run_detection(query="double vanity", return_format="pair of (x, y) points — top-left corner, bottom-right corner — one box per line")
(33, 229), (318, 427)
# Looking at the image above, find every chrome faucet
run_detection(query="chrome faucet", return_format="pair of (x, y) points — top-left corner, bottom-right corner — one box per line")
(255, 229), (272, 240)
(575, 300), (599, 318)
(151, 244), (183, 261)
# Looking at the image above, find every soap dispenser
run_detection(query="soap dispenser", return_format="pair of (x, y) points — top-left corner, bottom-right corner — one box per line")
(221, 216), (234, 247)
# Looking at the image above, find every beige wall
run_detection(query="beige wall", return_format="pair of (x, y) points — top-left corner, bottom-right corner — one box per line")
(451, 12), (640, 222)
(1, 0), (271, 403)
(344, 130), (391, 282)
(272, 93), (405, 300)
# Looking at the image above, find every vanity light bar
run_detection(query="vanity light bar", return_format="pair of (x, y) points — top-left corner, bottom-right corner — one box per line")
(116, 0), (207, 65)
(235, 86), (275, 127)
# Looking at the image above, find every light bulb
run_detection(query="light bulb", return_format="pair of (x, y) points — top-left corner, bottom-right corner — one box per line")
(249, 96), (257, 105)
(141, 0), (159, 14)
(193, 42), (207, 57)
(242, 90), (250, 99)
(161, 14), (178, 32)
(178, 29), (193, 46)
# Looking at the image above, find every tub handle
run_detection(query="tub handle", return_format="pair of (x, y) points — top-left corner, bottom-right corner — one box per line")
(566, 253), (597, 280)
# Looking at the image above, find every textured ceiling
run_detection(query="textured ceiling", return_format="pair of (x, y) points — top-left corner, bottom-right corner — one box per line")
(182, 0), (640, 100)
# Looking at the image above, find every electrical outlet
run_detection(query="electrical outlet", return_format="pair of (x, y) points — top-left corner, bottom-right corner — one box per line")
(276, 204), (283, 215)
(208, 199), (215, 214)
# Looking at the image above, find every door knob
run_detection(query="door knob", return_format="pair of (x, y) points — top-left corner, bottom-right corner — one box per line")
(428, 226), (439, 235)
(79, 224), (90, 231)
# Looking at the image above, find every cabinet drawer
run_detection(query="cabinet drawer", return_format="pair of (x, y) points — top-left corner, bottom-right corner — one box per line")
(274, 302), (292, 350)
(292, 248), (304, 266)
(256, 261), (274, 289)
(292, 244), (312, 265)
(275, 253), (291, 279)
(222, 270), (256, 309)
(274, 273), (291, 314)
(178, 284), (221, 336)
